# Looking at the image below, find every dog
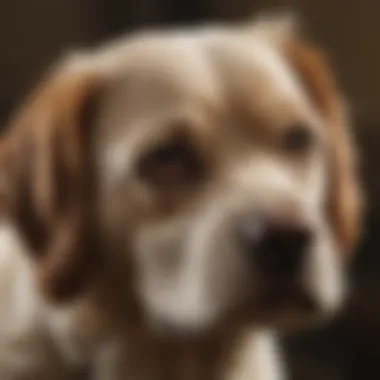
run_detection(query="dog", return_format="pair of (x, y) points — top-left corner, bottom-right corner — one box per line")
(0, 14), (363, 380)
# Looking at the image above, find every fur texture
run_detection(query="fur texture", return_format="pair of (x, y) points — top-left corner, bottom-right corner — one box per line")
(0, 14), (362, 380)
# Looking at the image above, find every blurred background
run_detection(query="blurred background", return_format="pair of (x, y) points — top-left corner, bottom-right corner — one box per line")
(0, 1), (379, 379)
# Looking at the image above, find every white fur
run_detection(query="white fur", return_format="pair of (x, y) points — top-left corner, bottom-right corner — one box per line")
(227, 330), (284, 380)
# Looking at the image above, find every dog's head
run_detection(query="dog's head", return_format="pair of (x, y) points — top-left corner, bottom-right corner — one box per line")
(0, 16), (363, 335)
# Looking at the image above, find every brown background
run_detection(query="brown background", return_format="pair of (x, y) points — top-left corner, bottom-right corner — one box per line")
(1, 1), (379, 379)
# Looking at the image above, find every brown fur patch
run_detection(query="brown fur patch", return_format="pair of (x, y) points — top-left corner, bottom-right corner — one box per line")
(284, 37), (364, 255)
(0, 70), (103, 301)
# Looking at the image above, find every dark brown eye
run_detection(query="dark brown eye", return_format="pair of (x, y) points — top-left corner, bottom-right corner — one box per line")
(138, 134), (203, 187)
(280, 124), (315, 155)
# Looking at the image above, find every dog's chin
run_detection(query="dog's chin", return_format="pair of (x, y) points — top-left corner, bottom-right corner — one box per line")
(145, 280), (331, 339)
(147, 316), (226, 341)
(225, 285), (326, 333)
(253, 292), (322, 332)
(148, 301), (320, 341)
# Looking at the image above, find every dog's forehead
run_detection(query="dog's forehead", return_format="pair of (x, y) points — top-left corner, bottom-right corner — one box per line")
(95, 28), (320, 143)
(208, 34), (317, 128)
(99, 36), (224, 122)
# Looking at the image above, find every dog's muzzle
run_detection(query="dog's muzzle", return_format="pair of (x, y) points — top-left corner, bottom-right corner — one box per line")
(235, 210), (315, 310)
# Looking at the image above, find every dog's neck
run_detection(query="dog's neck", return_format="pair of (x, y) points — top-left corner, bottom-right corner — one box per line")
(109, 323), (283, 380)
(120, 328), (230, 380)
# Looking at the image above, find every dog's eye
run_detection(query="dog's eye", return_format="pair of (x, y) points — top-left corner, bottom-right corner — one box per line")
(280, 124), (315, 155)
(138, 135), (203, 187)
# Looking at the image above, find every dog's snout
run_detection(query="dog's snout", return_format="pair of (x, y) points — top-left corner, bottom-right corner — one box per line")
(237, 213), (312, 276)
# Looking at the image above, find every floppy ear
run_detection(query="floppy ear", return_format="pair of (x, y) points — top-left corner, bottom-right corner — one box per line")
(0, 68), (103, 302)
(284, 36), (364, 255)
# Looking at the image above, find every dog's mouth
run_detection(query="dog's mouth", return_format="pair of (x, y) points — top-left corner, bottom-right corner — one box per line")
(257, 284), (316, 311)
(251, 279), (319, 328)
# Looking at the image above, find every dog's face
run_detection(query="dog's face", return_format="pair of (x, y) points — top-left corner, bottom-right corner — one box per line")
(0, 17), (363, 335)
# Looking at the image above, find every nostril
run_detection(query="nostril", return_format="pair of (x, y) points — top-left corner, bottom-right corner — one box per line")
(236, 213), (312, 276)
(257, 224), (312, 275)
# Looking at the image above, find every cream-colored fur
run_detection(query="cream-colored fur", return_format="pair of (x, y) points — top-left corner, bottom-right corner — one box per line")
(0, 14), (361, 380)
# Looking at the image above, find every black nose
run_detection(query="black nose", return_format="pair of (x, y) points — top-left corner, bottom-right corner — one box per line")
(237, 214), (312, 276)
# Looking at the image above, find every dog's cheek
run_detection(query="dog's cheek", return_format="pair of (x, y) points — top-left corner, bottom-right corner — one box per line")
(131, 221), (190, 322)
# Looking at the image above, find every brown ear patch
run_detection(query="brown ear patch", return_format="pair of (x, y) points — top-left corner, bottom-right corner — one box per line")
(0, 70), (103, 302)
(284, 38), (364, 255)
